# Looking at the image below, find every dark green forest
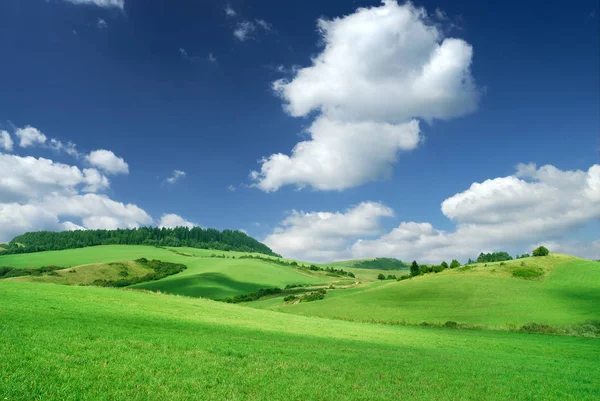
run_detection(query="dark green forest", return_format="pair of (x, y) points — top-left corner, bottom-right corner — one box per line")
(2, 227), (280, 257)
(353, 258), (409, 270)
(476, 252), (513, 263)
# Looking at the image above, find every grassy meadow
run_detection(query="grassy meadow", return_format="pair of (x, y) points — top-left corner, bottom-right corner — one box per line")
(254, 255), (600, 328)
(2, 281), (599, 401)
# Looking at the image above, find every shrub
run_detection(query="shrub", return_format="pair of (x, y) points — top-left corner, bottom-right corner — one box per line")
(386, 274), (397, 280)
(290, 261), (298, 266)
(532, 246), (549, 257)
(432, 265), (445, 273)
(397, 274), (411, 281)
(449, 259), (461, 269)
(440, 261), (449, 269)
(283, 295), (296, 302)
(444, 321), (459, 328)
(377, 273), (386, 280)
(512, 267), (544, 280)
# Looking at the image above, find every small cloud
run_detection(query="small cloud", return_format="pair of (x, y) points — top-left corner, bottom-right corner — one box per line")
(255, 19), (272, 31)
(15, 126), (47, 148)
(208, 52), (217, 63)
(159, 213), (196, 229)
(72, 29), (78, 36)
(253, 222), (261, 227)
(166, 170), (186, 184)
(97, 18), (108, 29)
(238, 228), (248, 234)
(0, 130), (13, 152)
(233, 21), (256, 41)
(228, 185), (236, 192)
(49, 139), (80, 157)
(225, 4), (236, 17)
(434, 8), (448, 20)
(86, 149), (129, 175)
(179, 48), (188, 58)
(63, 0), (124, 9)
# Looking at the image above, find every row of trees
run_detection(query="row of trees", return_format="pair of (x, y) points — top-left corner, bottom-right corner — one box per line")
(354, 258), (408, 270)
(2, 227), (280, 257)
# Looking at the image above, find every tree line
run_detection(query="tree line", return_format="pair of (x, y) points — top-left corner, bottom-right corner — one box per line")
(2, 227), (280, 257)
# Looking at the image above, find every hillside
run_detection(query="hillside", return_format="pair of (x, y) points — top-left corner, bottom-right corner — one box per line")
(2, 281), (599, 401)
(0, 245), (326, 300)
(2, 227), (279, 257)
(253, 255), (600, 329)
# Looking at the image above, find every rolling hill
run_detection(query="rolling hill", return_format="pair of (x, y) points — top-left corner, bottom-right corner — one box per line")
(2, 281), (599, 400)
(253, 254), (600, 329)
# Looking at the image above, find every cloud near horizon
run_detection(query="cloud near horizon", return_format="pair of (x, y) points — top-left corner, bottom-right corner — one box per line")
(252, 0), (480, 192)
(264, 163), (600, 263)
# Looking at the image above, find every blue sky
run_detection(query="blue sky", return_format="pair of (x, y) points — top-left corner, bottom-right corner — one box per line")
(0, 0), (598, 262)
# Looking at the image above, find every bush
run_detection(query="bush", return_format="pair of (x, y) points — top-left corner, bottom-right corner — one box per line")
(386, 274), (397, 280)
(449, 259), (461, 269)
(397, 274), (411, 281)
(532, 246), (549, 257)
(377, 273), (386, 280)
(511, 267), (544, 279)
(283, 295), (296, 302)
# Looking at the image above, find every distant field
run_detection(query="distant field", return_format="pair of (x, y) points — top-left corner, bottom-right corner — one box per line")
(257, 255), (600, 328)
(2, 281), (599, 401)
(0, 245), (326, 300)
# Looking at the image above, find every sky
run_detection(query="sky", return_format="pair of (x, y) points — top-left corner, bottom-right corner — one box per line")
(0, 0), (599, 263)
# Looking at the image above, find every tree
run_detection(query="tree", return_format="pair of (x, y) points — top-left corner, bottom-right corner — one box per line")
(410, 261), (420, 277)
(450, 259), (461, 269)
(532, 246), (549, 257)
(377, 273), (386, 280)
(440, 261), (449, 269)
(467, 258), (474, 265)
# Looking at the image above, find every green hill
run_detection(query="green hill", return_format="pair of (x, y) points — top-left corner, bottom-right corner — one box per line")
(2, 281), (599, 401)
(255, 255), (600, 329)
(2, 227), (279, 257)
(0, 245), (325, 300)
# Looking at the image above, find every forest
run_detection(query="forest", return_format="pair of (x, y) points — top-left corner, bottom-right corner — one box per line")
(2, 227), (280, 257)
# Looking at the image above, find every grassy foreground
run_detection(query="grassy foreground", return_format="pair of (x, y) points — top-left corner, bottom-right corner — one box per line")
(1, 281), (599, 401)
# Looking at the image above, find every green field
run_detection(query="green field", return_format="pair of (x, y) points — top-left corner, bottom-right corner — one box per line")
(255, 255), (600, 328)
(0, 245), (326, 300)
(2, 281), (599, 401)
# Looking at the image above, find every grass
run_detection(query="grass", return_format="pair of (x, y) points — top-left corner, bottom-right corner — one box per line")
(6, 261), (152, 286)
(0, 245), (325, 300)
(1, 281), (599, 401)
(260, 255), (600, 328)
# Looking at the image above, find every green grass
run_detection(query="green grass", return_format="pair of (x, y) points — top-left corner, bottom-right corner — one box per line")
(265, 255), (600, 328)
(7, 260), (152, 286)
(1, 281), (599, 401)
(0, 245), (325, 300)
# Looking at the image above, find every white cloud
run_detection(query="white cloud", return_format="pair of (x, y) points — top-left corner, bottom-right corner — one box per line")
(49, 138), (79, 157)
(166, 170), (186, 184)
(86, 149), (129, 175)
(256, 19), (272, 31)
(0, 131), (13, 151)
(252, 1), (480, 191)
(63, 0), (124, 9)
(0, 194), (152, 242)
(265, 163), (600, 263)
(208, 52), (217, 63)
(228, 185), (236, 192)
(252, 117), (421, 191)
(225, 5), (236, 17)
(159, 213), (196, 229)
(97, 18), (108, 29)
(234, 21), (256, 41)
(179, 48), (188, 58)
(15, 126), (47, 148)
(263, 202), (394, 261)
(0, 153), (109, 202)
(352, 163), (600, 263)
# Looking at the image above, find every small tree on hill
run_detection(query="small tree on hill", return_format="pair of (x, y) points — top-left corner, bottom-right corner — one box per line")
(377, 273), (386, 280)
(450, 259), (461, 269)
(410, 261), (420, 277)
(441, 261), (449, 269)
(532, 246), (549, 257)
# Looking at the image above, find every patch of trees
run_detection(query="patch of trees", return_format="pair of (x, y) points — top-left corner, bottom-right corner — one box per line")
(0, 265), (63, 279)
(402, 259), (462, 280)
(91, 258), (186, 288)
(354, 258), (408, 270)
(300, 289), (327, 302)
(222, 287), (283, 303)
(476, 252), (513, 263)
(2, 227), (280, 257)
(377, 273), (398, 280)
(516, 253), (530, 259)
(532, 246), (549, 257)
(238, 255), (355, 278)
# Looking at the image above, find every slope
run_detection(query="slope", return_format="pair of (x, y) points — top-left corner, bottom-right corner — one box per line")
(260, 255), (600, 328)
(1, 281), (599, 401)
